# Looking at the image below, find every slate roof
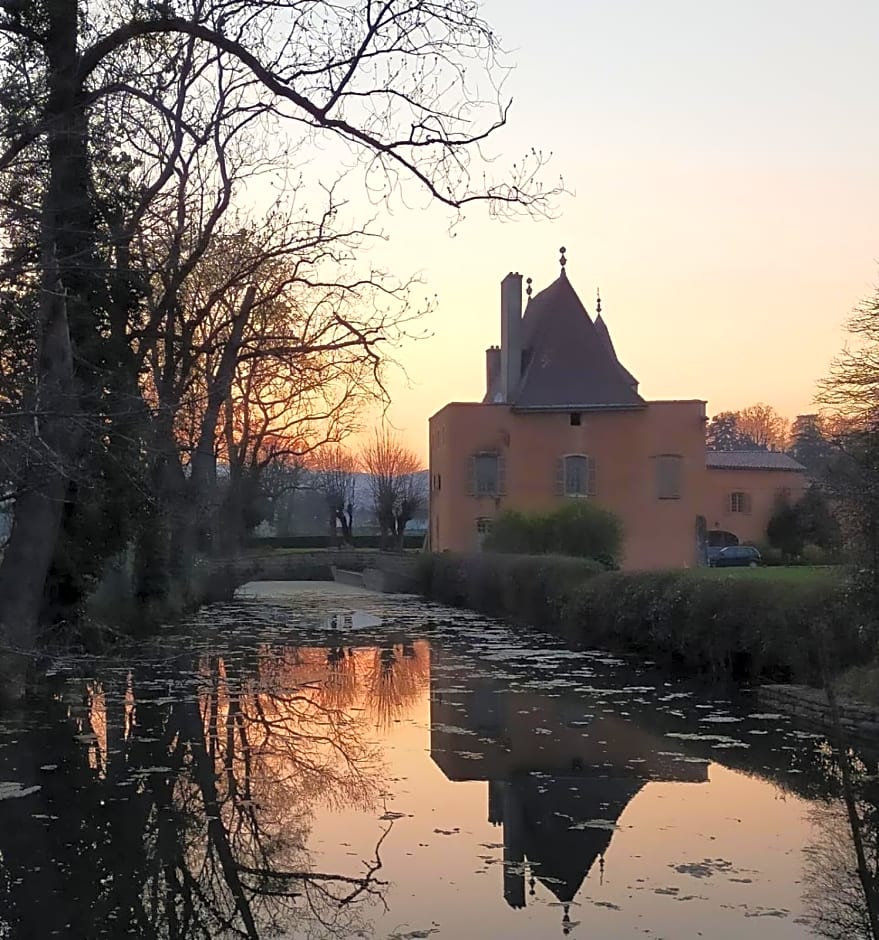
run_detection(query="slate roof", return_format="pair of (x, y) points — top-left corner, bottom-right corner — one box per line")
(594, 312), (638, 389)
(706, 451), (807, 472)
(514, 273), (644, 410)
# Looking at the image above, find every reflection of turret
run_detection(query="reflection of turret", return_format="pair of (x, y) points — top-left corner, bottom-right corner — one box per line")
(429, 647), (709, 916)
(502, 781), (526, 908)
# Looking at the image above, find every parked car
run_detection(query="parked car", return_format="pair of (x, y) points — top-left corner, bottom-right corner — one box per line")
(709, 545), (762, 568)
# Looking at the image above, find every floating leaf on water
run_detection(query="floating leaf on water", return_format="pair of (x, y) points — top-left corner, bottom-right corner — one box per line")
(569, 819), (620, 831)
(0, 782), (41, 801)
(387, 929), (440, 939)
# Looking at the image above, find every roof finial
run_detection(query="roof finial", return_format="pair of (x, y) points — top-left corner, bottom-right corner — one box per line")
(559, 246), (567, 276)
(596, 287), (602, 315)
(526, 276), (533, 301)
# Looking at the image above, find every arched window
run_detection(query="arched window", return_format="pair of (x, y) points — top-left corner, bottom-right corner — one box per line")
(555, 454), (596, 497)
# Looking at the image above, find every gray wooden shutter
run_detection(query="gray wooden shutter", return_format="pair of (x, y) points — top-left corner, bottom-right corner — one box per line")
(467, 455), (476, 496)
(587, 455), (597, 496)
(727, 492), (734, 513)
(497, 454), (507, 495)
(554, 457), (565, 495)
(744, 492), (752, 515)
(671, 457), (681, 498)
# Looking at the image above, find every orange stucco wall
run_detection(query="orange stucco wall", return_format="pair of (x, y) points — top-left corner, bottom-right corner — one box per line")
(703, 467), (808, 545)
(429, 400), (710, 570)
(429, 403), (808, 569)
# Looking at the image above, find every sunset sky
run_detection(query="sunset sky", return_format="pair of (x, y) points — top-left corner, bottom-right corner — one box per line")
(358, 0), (879, 460)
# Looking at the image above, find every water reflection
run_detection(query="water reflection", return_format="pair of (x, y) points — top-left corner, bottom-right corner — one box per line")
(429, 646), (709, 931)
(3, 594), (879, 939)
(0, 642), (419, 938)
(802, 743), (879, 940)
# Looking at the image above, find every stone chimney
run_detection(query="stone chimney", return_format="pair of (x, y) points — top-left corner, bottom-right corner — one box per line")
(485, 345), (501, 401)
(500, 272), (523, 402)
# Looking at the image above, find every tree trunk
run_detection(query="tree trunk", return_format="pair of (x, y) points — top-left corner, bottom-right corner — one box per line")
(0, 1), (86, 651)
(190, 286), (255, 553)
(135, 417), (190, 611)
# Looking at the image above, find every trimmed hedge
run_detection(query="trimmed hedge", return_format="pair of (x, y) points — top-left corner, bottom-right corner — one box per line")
(417, 552), (605, 627)
(418, 553), (869, 684)
(558, 570), (866, 683)
(248, 533), (424, 550)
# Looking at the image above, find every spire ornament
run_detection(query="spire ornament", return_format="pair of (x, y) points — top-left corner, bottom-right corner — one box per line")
(526, 277), (533, 301)
(559, 246), (567, 276)
(596, 287), (602, 315)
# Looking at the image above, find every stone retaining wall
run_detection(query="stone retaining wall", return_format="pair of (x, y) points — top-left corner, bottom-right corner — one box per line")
(759, 684), (879, 748)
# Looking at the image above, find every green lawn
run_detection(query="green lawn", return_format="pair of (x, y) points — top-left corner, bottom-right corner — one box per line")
(696, 565), (842, 583)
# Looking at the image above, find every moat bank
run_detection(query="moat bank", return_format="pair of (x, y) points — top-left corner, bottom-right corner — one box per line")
(416, 552), (863, 686)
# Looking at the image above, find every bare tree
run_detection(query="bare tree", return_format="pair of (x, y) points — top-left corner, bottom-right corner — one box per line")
(0, 0), (559, 648)
(360, 429), (426, 549)
(818, 288), (879, 425)
(310, 445), (359, 543)
(735, 403), (790, 451)
(817, 284), (879, 611)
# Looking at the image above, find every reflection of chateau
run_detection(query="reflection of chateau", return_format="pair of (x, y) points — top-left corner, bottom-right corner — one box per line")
(429, 648), (708, 927)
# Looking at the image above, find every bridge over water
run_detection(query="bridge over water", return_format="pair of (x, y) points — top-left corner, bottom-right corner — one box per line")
(207, 549), (421, 596)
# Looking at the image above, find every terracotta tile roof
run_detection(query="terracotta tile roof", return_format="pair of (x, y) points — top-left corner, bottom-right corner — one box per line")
(514, 274), (644, 410)
(706, 451), (807, 471)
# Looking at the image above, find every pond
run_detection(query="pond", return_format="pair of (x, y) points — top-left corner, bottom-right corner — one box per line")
(0, 581), (873, 939)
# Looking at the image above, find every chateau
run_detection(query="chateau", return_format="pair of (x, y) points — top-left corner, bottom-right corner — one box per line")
(428, 251), (806, 569)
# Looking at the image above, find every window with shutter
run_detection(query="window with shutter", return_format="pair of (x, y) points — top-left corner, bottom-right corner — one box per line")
(470, 452), (500, 496)
(586, 456), (597, 497)
(655, 455), (682, 499)
(558, 454), (595, 497)
(554, 457), (565, 495)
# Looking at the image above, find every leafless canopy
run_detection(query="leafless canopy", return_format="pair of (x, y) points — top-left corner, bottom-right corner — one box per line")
(360, 428), (426, 548)
(309, 444), (359, 541)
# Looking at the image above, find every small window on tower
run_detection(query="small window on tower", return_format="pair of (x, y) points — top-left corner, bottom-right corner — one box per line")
(570, 412), (582, 427)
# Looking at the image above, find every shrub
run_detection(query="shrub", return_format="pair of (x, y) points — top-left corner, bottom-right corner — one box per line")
(418, 554), (863, 685)
(484, 501), (622, 564)
(749, 542), (784, 566)
(557, 569), (863, 683)
(417, 552), (604, 624)
(766, 484), (842, 561)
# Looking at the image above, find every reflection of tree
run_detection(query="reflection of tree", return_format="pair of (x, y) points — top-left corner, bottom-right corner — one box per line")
(804, 801), (879, 940)
(802, 743), (879, 940)
(0, 646), (394, 939)
(368, 642), (430, 730)
(261, 641), (431, 730)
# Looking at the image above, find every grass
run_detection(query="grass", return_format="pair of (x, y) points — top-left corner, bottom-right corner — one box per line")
(697, 565), (843, 583)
